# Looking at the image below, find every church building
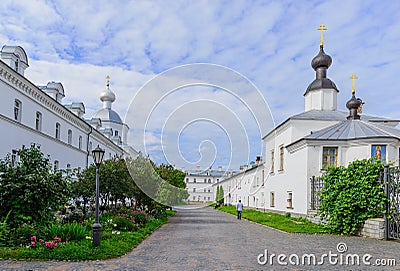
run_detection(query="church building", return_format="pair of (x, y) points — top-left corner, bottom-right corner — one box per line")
(219, 25), (400, 216)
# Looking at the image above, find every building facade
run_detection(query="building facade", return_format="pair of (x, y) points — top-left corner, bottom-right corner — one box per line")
(218, 33), (400, 216)
(0, 45), (138, 170)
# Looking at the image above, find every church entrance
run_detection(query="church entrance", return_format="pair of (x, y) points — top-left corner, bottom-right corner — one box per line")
(382, 165), (400, 240)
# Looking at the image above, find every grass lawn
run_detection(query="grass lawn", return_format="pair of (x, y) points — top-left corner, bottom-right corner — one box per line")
(0, 210), (175, 261)
(217, 205), (327, 234)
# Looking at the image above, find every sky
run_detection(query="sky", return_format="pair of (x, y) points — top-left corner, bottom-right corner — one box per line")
(1, 0), (400, 172)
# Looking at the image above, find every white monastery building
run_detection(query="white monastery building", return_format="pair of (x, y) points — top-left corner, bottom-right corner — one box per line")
(0, 45), (138, 170)
(217, 28), (400, 216)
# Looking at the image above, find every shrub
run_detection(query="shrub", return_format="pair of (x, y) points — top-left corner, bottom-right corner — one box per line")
(41, 222), (89, 241)
(318, 159), (387, 234)
(112, 217), (137, 232)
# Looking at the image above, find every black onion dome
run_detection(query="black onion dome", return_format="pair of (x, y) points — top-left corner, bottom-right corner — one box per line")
(311, 46), (332, 70)
(346, 93), (362, 110)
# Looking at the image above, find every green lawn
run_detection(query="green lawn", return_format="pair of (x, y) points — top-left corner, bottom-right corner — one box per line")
(217, 205), (327, 234)
(0, 210), (175, 261)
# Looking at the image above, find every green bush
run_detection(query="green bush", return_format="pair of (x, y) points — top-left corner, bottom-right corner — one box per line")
(41, 222), (89, 241)
(318, 159), (387, 234)
(112, 217), (137, 232)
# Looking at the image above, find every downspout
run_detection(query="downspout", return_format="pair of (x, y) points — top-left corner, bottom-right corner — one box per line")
(86, 125), (93, 168)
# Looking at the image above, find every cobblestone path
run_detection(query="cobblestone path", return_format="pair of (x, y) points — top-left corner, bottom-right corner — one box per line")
(0, 206), (399, 270)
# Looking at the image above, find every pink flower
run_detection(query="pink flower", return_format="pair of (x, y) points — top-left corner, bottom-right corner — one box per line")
(30, 236), (37, 242)
(31, 241), (36, 247)
(39, 239), (44, 243)
(45, 241), (53, 249)
(54, 237), (61, 243)
(52, 241), (58, 247)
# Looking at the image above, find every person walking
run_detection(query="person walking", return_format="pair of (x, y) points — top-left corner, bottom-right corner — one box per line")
(236, 200), (243, 220)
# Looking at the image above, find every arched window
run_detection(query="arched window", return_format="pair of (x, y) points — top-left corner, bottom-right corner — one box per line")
(55, 123), (61, 139)
(78, 136), (83, 149)
(89, 141), (92, 152)
(54, 160), (59, 171)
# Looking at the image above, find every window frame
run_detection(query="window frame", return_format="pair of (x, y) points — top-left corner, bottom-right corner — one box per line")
(14, 99), (22, 122)
(35, 111), (42, 131)
(55, 123), (61, 139)
(322, 146), (338, 169)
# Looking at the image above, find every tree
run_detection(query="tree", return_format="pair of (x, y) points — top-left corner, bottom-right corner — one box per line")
(0, 144), (71, 227)
(318, 159), (387, 234)
(216, 185), (224, 205)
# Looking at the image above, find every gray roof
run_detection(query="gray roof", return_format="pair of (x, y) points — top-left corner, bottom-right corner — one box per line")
(263, 110), (399, 139)
(291, 110), (395, 122)
(93, 108), (122, 124)
(304, 119), (400, 141)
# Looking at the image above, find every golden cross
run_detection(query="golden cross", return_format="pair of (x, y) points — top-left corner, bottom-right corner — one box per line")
(106, 75), (110, 88)
(317, 24), (328, 46)
(350, 73), (358, 93)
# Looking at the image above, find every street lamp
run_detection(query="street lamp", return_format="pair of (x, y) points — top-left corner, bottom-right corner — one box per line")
(92, 145), (105, 246)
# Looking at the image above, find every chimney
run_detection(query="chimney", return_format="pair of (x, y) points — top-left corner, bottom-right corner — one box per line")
(256, 156), (262, 164)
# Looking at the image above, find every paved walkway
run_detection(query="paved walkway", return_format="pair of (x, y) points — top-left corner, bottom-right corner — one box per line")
(0, 206), (399, 270)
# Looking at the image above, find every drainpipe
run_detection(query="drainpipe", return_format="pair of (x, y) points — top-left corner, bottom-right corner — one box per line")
(86, 126), (93, 168)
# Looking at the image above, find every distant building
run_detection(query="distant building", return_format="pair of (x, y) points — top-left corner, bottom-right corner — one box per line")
(0, 45), (138, 170)
(185, 166), (234, 203)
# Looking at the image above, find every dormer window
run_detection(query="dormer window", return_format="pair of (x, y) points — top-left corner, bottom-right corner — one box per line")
(14, 55), (19, 72)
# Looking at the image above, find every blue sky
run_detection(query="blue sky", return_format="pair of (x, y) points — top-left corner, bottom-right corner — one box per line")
(1, 0), (400, 171)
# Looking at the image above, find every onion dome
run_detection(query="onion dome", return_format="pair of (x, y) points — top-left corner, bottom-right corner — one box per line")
(311, 46), (332, 70)
(346, 74), (363, 120)
(92, 76), (123, 124)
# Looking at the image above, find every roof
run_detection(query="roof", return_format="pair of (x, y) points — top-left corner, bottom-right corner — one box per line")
(92, 108), (122, 124)
(291, 110), (395, 122)
(304, 119), (400, 141)
(263, 110), (399, 139)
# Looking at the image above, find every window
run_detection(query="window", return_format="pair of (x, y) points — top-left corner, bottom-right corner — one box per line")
(208, 197), (210, 201)
(89, 141), (93, 152)
(208, 189), (210, 193)
(193, 178), (196, 183)
(279, 145), (284, 171)
(287, 192), (293, 209)
(322, 147), (338, 168)
(204, 188), (206, 192)
(15, 58), (19, 72)
(193, 188), (196, 192)
(208, 179), (211, 183)
(55, 123), (60, 139)
(270, 149), (275, 173)
(270, 192), (275, 207)
(193, 196), (195, 200)
(204, 179), (206, 183)
(54, 160), (59, 171)
(186, 178), (189, 183)
(68, 129), (72, 144)
(115, 130), (118, 136)
(11, 149), (17, 167)
(78, 136), (83, 149)
(14, 99), (21, 122)
(35, 111), (42, 131)
(216, 178), (219, 183)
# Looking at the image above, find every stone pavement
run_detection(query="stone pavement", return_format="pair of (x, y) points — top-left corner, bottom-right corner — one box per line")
(0, 206), (399, 270)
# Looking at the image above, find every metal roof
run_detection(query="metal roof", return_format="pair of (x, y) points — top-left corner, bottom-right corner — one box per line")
(92, 108), (122, 124)
(305, 119), (400, 141)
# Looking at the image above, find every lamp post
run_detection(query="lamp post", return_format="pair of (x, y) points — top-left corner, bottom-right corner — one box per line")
(92, 145), (105, 246)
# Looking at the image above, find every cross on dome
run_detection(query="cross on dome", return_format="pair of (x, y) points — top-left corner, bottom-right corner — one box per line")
(350, 73), (358, 94)
(317, 24), (327, 47)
